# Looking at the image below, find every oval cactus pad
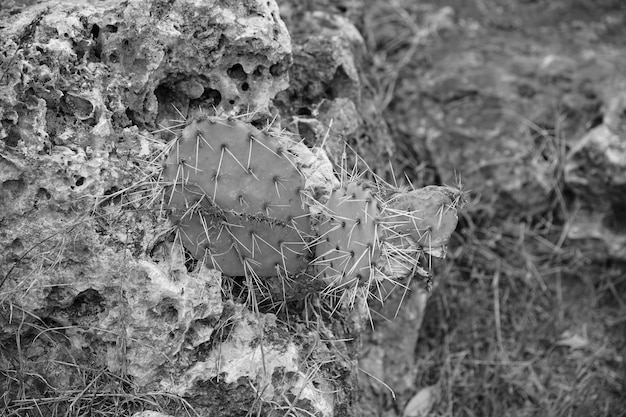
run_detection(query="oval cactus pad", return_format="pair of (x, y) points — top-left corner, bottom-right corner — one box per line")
(314, 182), (382, 289)
(382, 186), (460, 248)
(163, 117), (312, 277)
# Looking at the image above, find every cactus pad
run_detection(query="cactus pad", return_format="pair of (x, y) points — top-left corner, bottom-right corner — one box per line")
(163, 117), (311, 277)
(382, 186), (461, 248)
(314, 182), (382, 288)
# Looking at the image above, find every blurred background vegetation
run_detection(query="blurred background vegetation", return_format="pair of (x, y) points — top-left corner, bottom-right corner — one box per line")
(361, 0), (626, 415)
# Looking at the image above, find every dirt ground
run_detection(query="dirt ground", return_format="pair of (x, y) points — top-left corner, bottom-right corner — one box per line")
(362, 0), (626, 415)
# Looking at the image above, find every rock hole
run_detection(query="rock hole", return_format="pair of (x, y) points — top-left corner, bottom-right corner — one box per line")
(2, 179), (26, 198)
(63, 95), (95, 122)
(327, 65), (352, 99)
(296, 107), (311, 116)
(153, 298), (179, 323)
(202, 88), (222, 106)
(75, 176), (85, 187)
(90, 24), (100, 39)
(253, 66), (264, 76)
(270, 61), (287, 76)
(227, 64), (247, 81)
(189, 88), (222, 112)
(123, 108), (140, 126)
(241, 82), (249, 91)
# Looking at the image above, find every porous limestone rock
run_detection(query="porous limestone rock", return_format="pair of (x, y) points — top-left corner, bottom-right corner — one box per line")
(276, 5), (395, 175)
(0, 0), (291, 151)
(160, 306), (337, 417)
(0, 0), (351, 416)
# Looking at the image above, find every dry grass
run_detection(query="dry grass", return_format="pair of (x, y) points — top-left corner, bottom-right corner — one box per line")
(415, 215), (626, 417)
(362, 0), (626, 416)
(0, 300), (198, 417)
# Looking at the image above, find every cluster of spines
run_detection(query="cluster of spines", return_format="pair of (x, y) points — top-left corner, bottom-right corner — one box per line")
(380, 186), (462, 249)
(312, 181), (383, 294)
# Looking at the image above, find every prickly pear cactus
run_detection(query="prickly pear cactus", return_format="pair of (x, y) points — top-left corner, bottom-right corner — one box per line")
(160, 114), (465, 303)
(314, 182), (382, 289)
(382, 186), (462, 249)
(162, 117), (312, 277)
